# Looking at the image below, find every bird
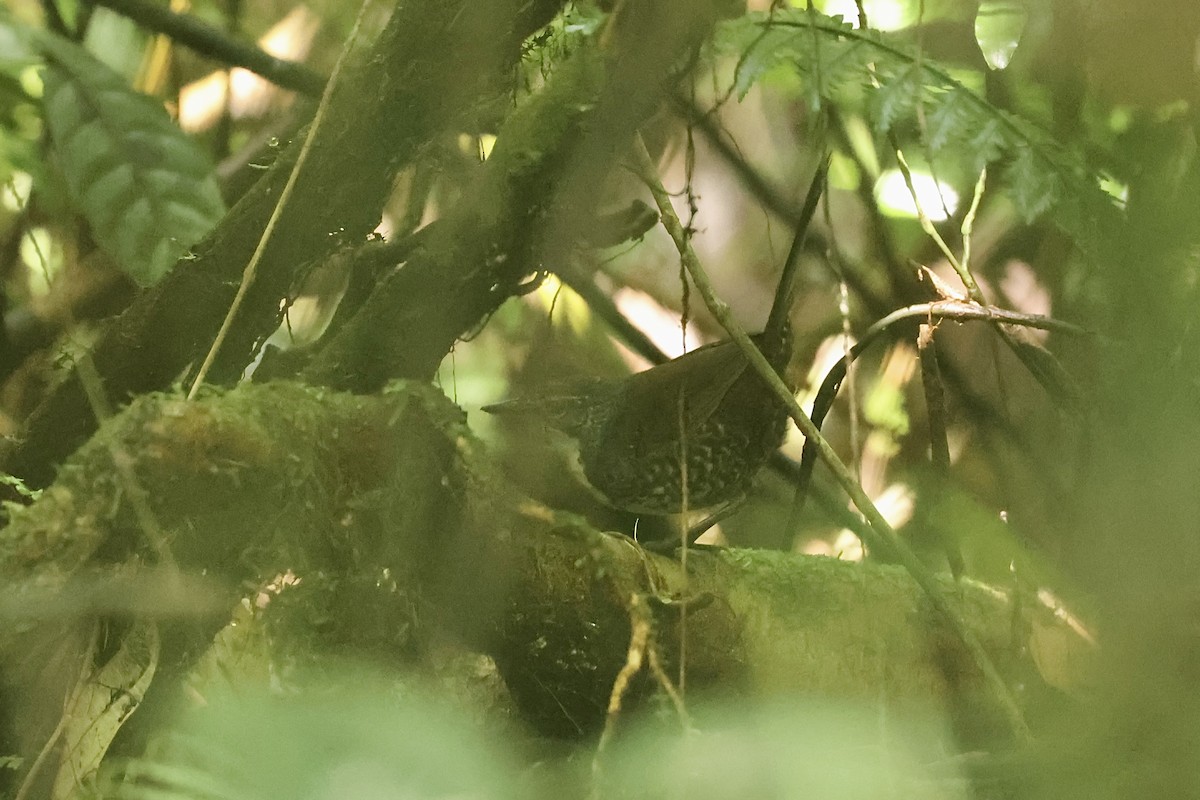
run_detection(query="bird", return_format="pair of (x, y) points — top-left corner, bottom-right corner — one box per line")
(482, 330), (792, 532)
(486, 159), (825, 542)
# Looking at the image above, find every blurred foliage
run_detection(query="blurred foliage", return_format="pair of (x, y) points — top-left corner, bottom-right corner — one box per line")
(109, 685), (971, 800)
(112, 678), (520, 800)
(717, 9), (1114, 229)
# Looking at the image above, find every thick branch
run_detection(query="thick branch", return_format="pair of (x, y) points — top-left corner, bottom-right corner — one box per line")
(0, 382), (1090, 758)
(2, 0), (565, 490)
(303, 0), (736, 391)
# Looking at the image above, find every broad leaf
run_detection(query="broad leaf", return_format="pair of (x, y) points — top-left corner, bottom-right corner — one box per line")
(36, 30), (225, 286)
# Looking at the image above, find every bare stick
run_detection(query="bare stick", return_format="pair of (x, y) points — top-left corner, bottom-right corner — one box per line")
(631, 135), (1032, 743)
(188, 0), (374, 400)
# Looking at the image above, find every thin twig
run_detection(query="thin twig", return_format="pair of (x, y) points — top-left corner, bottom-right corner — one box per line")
(88, 0), (326, 95)
(959, 167), (987, 278)
(187, 0), (373, 399)
(792, 297), (1091, 528)
(893, 147), (968, 281)
(632, 136), (1032, 744)
(591, 592), (688, 799)
(872, 300), (1089, 338)
(894, 149), (1076, 415)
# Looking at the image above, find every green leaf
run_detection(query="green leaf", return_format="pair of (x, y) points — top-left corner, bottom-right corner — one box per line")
(34, 29), (225, 286)
(713, 10), (1120, 244)
(1005, 143), (1062, 221)
(974, 0), (1029, 71)
(924, 87), (971, 151)
(730, 25), (800, 99)
(869, 64), (920, 134)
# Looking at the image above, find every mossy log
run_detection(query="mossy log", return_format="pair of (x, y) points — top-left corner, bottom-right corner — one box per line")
(0, 382), (1091, 788)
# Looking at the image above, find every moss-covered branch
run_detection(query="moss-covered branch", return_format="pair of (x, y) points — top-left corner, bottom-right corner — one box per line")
(0, 382), (1090, 782)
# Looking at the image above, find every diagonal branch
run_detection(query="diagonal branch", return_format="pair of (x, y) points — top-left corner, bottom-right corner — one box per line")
(87, 0), (326, 95)
(632, 137), (1033, 744)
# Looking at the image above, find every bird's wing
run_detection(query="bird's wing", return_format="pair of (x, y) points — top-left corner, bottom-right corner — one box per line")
(615, 339), (752, 449)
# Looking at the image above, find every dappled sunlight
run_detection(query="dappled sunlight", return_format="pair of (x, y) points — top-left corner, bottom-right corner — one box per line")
(178, 6), (319, 132)
(875, 168), (960, 221)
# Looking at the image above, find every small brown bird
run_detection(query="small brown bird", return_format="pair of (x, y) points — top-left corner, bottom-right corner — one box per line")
(487, 159), (825, 540)
(483, 332), (791, 523)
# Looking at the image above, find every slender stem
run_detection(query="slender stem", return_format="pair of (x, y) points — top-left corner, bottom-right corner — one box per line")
(960, 167), (988, 278)
(894, 144), (1076, 409)
(873, 300), (1090, 338)
(766, 153), (829, 342)
(632, 135), (1032, 743)
(893, 147), (968, 285)
(187, 0), (372, 399)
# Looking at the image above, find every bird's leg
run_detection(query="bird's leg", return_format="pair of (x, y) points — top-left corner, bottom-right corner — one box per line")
(638, 495), (748, 554)
(685, 495), (746, 544)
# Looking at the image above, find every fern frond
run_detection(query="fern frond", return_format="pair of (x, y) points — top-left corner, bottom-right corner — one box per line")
(715, 10), (1118, 237)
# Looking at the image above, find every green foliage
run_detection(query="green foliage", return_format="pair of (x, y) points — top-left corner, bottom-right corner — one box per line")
(0, 21), (42, 187)
(0, 472), (41, 501)
(108, 680), (957, 800)
(715, 9), (1117, 235)
(602, 698), (958, 799)
(521, 2), (605, 80)
(113, 681), (518, 800)
(31, 27), (226, 286)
